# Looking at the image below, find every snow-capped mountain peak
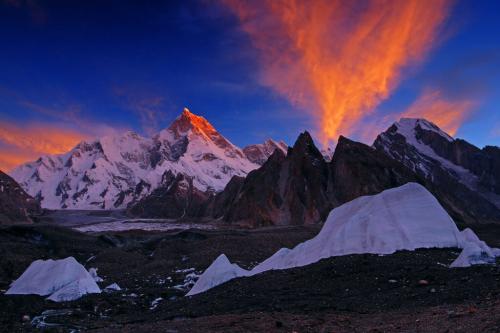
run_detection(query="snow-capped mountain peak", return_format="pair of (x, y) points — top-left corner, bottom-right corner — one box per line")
(161, 107), (246, 160)
(395, 118), (454, 143)
(243, 139), (288, 165)
(374, 118), (466, 180)
(374, 117), (500, 213)
(169, 108), (223, 142)
(10, 108), (284, 210)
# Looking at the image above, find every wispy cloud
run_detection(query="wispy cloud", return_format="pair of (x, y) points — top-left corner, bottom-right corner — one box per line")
(19, 100), (83, 123)
(0, 121), (88, 172)
(113, 86), (169, 136)
(401, 89), (477, 136)
(16, 99), (123, 138)
(356, 89), (477, 144)
(222, 0), (453, 144)
(0, 90), (124, 171)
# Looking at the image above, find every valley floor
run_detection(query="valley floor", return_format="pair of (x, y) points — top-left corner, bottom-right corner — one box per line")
(0, 223), (499, 332)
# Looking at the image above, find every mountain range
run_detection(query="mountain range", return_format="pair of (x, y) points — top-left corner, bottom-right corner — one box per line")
(9, 108), (286, 210)
(205, 118), (500, 227)
(6, 109), (500, 227)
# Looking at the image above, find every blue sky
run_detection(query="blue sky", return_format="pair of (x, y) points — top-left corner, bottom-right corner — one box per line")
(0, 0), (499, 170)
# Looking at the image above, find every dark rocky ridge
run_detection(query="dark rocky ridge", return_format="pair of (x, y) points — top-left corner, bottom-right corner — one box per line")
(221, 128), (500, 227)
(129, 119), (500, 227)
(208, 134), (427, 228)
(212, 132), (331, 227)
(243, 139), (288, 165)
(374, 120), (500, 224)
(415, 126), (500, 194)
(127, 170), (212, 218)
(0, 171), (42, 224)
(328, 136), (422, 205)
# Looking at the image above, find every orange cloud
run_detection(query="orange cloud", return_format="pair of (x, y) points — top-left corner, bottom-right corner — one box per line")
(0, 122), (89, 172)
(0, 149), (35, 172)
(223, 0), (452, 144)
(402, 89), (476, 136)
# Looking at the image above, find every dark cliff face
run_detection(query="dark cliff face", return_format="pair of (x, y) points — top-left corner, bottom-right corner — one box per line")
(208, 175), (246, 219)
(478, 146), (500, 194)
(213, 134), (424, 228)
(214, 132), (331, 227)
(329, 136), (422, 205)
(130, 118), (500, 227)
(214, 129), (500, 228)
(0, 171), (42, 224)
(373, 119), (500, 224)
(127, 170), (212, 219)
(414, 127), (500, 195)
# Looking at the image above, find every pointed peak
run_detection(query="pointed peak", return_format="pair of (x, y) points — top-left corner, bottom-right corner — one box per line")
(337, 135), (352, 144)
(395, 118), (454, 142)
(182, 107), (194, 117)
(170, 108), (217, 136)
(263, 139), (288, 151)
(213, 254), (231, 266)
(178, 107), (206, 123)
(289, 131), (324, 160)
(335, 135), (366, 150)
(293, 131), (314, 147)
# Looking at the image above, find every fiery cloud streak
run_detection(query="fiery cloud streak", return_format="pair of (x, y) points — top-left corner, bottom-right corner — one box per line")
(0, 122), (88, 171)
(223, 0), (453, 143)
(402, 89), (476, 136)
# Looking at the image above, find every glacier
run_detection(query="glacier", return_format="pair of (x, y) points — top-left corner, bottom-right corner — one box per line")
(6, 257), (101, 302)
(187, 183), (500, 296)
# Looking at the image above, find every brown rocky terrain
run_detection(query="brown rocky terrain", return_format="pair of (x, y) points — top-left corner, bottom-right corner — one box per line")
(0, 171), (42, 224)
(0, 223), (499, 332)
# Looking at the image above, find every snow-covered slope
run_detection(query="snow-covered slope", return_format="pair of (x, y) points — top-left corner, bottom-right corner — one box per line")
(187, 183), (500, 296)
(10, 108), (279, 209)
(373, 118), (500, 217)
(375, 118), (463, 178)
(6, 257), (101, 302)
(243, 139), (288, 165)
(320, 147), (334, 162)
(187, 254), (250, 295)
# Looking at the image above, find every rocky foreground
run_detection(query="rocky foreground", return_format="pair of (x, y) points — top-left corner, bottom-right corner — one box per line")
(1, 223), (499, 332)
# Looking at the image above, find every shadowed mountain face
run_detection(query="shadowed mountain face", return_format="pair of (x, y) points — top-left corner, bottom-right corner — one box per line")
(329, 136), (422, 205)
(374, 118), (500, 224)
(242, 139), (288, 165)
(129, 117), (500, 227)
(0, 171), (42, 224)
(211, 132), (331, 227)
(207, 121), (500, 227)
(127, 170), (212, 219)
(209, 133), (424, 228)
